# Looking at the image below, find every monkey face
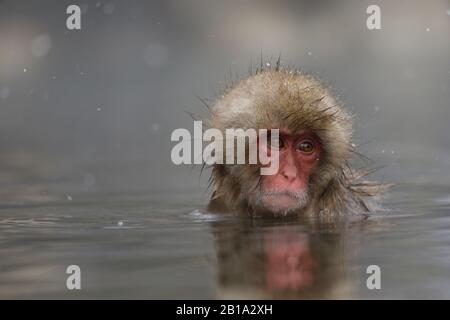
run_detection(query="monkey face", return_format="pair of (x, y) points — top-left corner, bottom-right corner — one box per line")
(257, 129), (321, 214)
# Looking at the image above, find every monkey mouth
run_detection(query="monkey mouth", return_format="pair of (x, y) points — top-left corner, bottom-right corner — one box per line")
(258, 190), (309, 214)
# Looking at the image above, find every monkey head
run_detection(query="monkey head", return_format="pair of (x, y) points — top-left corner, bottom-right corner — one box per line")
(206, 68), (380, 217)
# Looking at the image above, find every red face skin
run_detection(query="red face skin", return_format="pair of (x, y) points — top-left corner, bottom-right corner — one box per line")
(259, 129), (321, 213)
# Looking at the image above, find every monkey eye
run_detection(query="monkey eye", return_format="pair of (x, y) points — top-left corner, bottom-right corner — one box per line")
(297, 140), (315, 154)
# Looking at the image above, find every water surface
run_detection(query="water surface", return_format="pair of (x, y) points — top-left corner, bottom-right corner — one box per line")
(1, 182), (449, 299)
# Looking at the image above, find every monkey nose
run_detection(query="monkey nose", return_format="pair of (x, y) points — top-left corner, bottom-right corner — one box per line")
(281, 169), (298, 181)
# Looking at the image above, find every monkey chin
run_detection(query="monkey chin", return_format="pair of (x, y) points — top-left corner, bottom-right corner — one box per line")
(256, 190), (310, 216)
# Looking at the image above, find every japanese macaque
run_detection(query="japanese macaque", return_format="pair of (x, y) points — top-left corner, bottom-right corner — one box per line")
(206, 65), (387, 217)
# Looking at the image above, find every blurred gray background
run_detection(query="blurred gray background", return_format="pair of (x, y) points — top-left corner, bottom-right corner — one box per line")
(0, 0), (449, 202)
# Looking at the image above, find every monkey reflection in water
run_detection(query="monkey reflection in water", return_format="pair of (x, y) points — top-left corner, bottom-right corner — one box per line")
(211, 217), (371, 299)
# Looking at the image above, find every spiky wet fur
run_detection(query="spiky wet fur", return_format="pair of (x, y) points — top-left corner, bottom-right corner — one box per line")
(205, 66), (389, 218)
